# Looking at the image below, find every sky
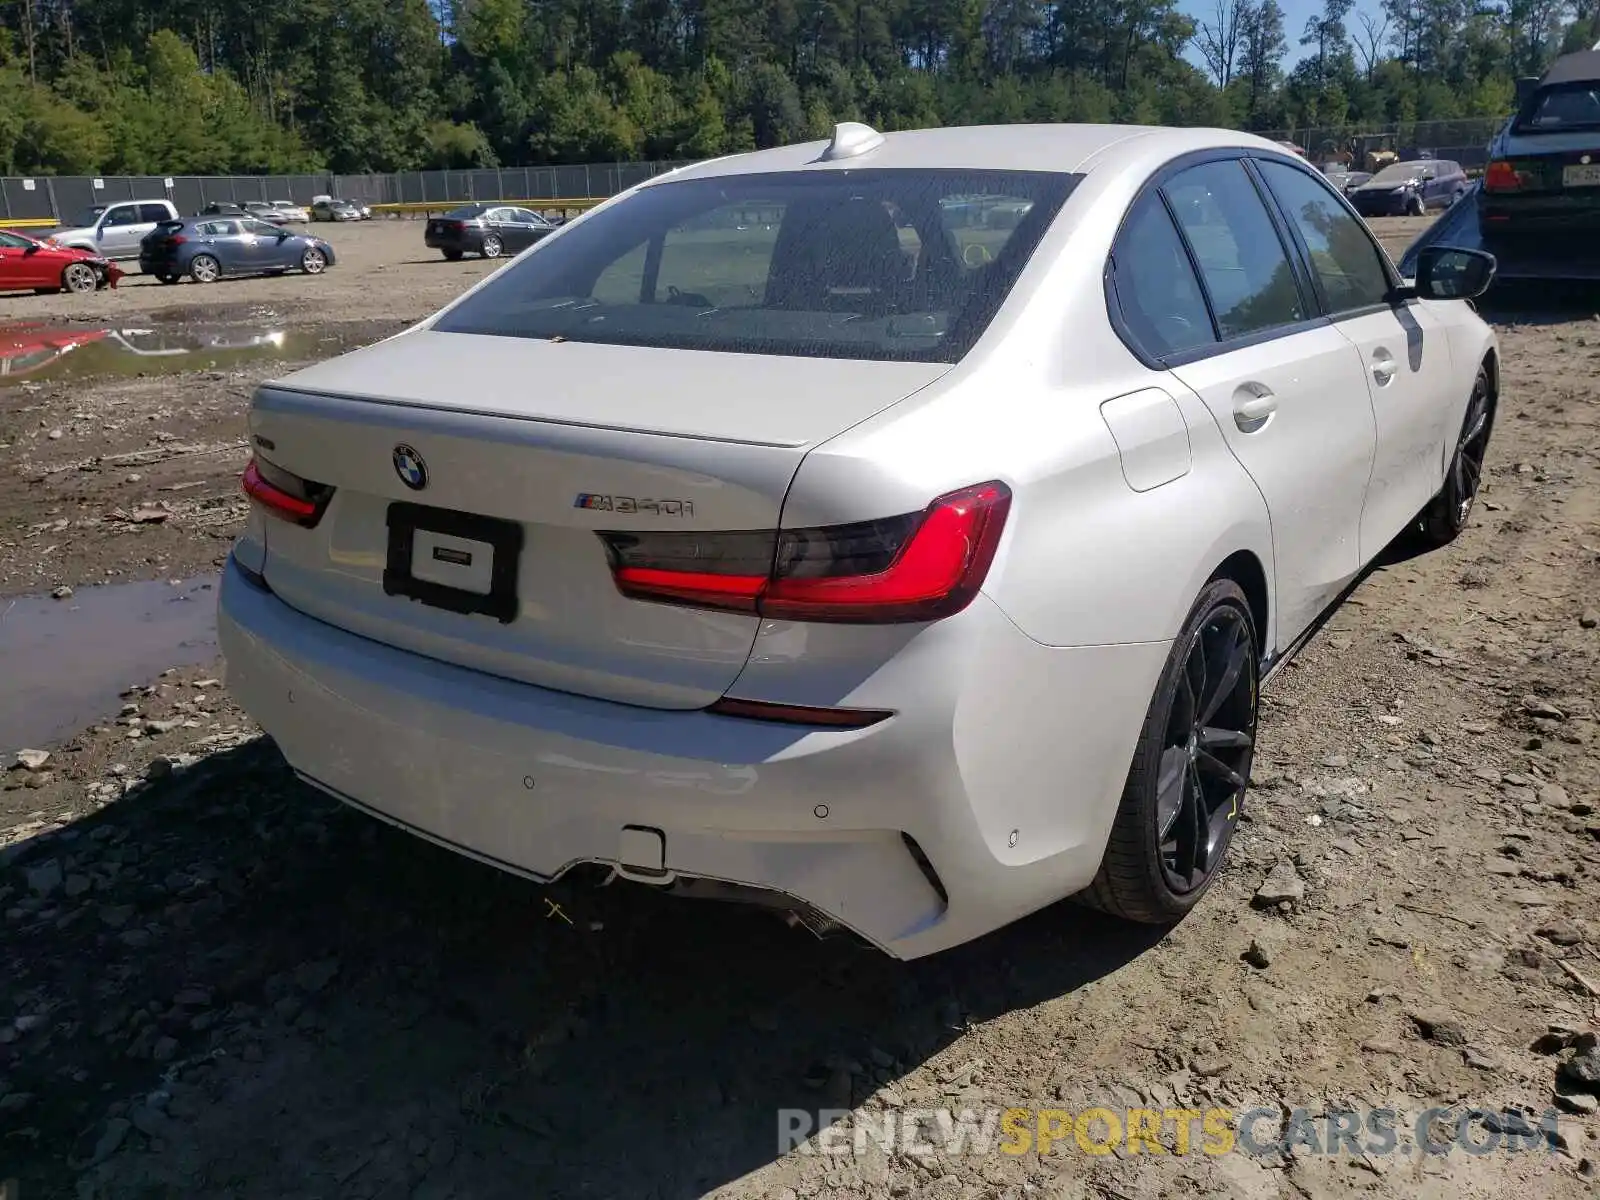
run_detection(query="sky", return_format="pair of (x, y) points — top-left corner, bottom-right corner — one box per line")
(1177, 0), (1387, 75)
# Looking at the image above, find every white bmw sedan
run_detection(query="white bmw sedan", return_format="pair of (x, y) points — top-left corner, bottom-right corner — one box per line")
(219, 122), (1499, 959)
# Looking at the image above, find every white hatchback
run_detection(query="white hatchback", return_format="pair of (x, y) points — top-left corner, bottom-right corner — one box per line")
(219, 122), (1499, 959)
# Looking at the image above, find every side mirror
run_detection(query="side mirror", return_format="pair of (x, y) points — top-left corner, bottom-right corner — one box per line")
(1414, 245), (1496, 301)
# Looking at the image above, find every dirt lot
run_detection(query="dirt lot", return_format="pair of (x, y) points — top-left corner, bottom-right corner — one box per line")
(2, 214), (1600, 1200)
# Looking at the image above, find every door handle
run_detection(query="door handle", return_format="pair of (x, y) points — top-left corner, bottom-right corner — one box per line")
(1371, 356), (1397, 385)
(1232, 388), (1277, 432)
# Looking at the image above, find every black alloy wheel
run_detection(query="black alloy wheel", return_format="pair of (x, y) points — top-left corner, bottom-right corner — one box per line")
(1082, 579), (1259, 922)
(1419, 367), (1493, 547)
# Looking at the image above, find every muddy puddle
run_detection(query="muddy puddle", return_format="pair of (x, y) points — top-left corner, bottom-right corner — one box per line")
(0, 318), (395, 389)
(0, 576), (218, 751)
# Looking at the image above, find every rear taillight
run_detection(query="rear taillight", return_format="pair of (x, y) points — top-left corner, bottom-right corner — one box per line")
(1484, 160), (1533, 192)
(168, 235), (187, 245)
(598, 481), (1012, 624)
(241, 455), (333, 528)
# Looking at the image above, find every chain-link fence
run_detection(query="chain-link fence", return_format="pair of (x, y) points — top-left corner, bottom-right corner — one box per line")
(0, 121), (1510, 222)
(0, 162), (697, 223)
(1259, 118), (1504, 169)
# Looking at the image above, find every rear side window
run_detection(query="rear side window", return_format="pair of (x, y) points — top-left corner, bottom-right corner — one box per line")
(1257, 161), (1392, 315)
(138, 203), (170, 223)
(431, 169), (1079, 364)
(1163, 161), (1305, 339)
(1110, 193), (1215, 358)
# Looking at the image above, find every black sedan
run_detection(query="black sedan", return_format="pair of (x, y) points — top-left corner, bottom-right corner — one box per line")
(424, 204), (557, 260)
(139, 217), (336, 284)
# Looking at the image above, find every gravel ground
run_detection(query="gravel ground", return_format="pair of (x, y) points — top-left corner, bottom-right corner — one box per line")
(2, 215), (1599, 1199)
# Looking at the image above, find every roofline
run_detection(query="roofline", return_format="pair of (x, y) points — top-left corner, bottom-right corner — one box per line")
(632, 123), (1289, 186)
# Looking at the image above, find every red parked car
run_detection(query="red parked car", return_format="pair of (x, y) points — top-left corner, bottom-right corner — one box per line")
(0, 228), (123, 295)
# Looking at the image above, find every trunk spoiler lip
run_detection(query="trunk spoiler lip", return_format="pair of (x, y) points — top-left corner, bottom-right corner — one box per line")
(255, 382), (813, 449)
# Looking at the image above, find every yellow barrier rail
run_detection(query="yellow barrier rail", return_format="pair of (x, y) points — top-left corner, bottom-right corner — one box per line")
(1, 217), (60, 229)
(370, 197), (607, 215)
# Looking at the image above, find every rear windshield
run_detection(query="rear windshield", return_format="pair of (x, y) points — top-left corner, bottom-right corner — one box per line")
(430, 169), (1079, 363)
(1516, 83), (1600, 133)
(443, 205), (485, 219)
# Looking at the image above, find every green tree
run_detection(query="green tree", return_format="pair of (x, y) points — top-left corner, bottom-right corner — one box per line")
(0, 0), (1591, 176)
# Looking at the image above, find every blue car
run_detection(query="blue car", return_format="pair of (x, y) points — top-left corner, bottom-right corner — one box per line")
(1347, 158), (1469, 217)
(138, 217), (336, 284)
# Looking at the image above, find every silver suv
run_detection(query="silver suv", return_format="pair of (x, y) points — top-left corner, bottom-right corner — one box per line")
(51, 200), (180, 259)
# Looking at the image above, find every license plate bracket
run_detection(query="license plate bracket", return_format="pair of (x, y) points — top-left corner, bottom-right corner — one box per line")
(383, 501), (523, 625)
(1562, 163), (1600, 188)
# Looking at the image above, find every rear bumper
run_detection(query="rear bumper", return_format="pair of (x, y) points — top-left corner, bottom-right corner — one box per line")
(1479, 194), (1600, 234)
(218, 556), (1168, 959)
(424, 231), (474, 251)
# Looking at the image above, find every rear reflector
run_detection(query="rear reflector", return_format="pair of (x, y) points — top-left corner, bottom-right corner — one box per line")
(599, 481), (1011, 624)
(705, 697), (893, 729)
(241, 456), (332, 528)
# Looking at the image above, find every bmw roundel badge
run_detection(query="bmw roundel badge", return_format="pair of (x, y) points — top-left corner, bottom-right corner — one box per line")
(393, 444), (428, 490)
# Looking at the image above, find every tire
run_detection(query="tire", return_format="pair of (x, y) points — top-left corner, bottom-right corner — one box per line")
(188, 254), (220, 284)
(480, 233), (503, 259)
(1080, 579), (1259, 923)
(1418, 367), (1493, 548)
(300, 246), (327, 275)
(442, 249), (463, 262)
(61, 262), (98, 294)
(1406, 194), (1425, 217)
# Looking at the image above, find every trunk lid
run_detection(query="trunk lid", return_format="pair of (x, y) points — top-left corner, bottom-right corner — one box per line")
(1500, 144), (1600, 192)
(251, 331), (947, 709)
(142, 222), (186, 253)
